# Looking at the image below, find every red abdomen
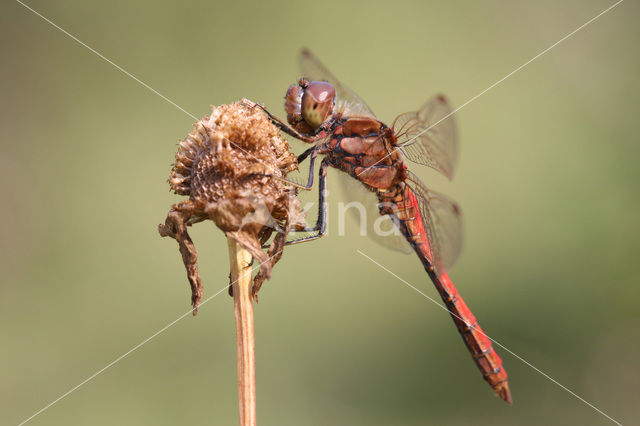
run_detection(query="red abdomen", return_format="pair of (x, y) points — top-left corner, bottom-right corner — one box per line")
(387, 187), (512, 403)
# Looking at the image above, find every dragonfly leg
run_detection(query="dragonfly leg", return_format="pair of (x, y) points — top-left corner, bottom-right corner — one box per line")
(242, 98), (316, 143)
(273, 147), (318, 191)
(284, 158), (329, 245)
(259, 149), (318, 190)
(259, 157), (327, 249)
(297, 146), (315, 164)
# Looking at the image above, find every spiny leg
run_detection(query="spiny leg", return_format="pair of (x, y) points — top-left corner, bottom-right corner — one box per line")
(242, 99), (316, 143)
(297, 146), (315, 164)
(266, 148), (318, 190)
(258, 155), (326, 250)
(285, 158), (330, 245)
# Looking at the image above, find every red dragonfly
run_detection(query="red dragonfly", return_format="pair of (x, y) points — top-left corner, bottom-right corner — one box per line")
(253, 49), (511, 403)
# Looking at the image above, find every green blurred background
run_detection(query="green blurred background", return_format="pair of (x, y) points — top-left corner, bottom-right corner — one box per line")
(1, 1), (638, 425)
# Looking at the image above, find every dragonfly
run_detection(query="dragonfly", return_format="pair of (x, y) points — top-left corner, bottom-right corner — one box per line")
(251, 49), (511, 404)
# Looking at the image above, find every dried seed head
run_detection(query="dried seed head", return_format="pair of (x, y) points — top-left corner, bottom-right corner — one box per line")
(160, 100), (306, 312)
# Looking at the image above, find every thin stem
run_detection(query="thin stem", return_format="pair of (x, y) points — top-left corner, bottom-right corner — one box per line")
(227, 237), (257, 426)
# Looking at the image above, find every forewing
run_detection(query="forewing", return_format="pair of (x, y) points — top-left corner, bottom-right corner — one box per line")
(337, 173), (412, 254)
(395, 95), (458, 179)
(405, 171), (463, 274)
(299, 49), (377, 119)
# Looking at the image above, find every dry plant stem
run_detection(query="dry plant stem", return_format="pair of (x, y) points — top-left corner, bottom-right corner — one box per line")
(161, 102), (303, 423)
(228, 237), (257, 426)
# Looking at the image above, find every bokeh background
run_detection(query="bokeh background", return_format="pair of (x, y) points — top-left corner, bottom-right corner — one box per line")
(1, 1), (638, 425)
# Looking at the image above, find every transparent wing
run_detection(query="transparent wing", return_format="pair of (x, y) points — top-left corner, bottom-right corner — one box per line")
(394, 95), (458, 179)
(337, 172), (412, 254)
(299, 49), (377, 119)
(405, 171), (463, 273)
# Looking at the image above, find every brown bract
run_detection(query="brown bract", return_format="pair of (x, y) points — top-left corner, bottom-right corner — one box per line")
(158, 100), (305, 313)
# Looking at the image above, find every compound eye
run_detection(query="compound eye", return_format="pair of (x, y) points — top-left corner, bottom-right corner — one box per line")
(301, 81), (335, 129)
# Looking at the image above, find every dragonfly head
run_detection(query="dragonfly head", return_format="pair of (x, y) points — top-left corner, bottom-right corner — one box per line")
(284, 79), (335, 134)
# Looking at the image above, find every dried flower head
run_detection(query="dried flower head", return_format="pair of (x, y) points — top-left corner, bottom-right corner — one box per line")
(159, 100), (305, 313)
